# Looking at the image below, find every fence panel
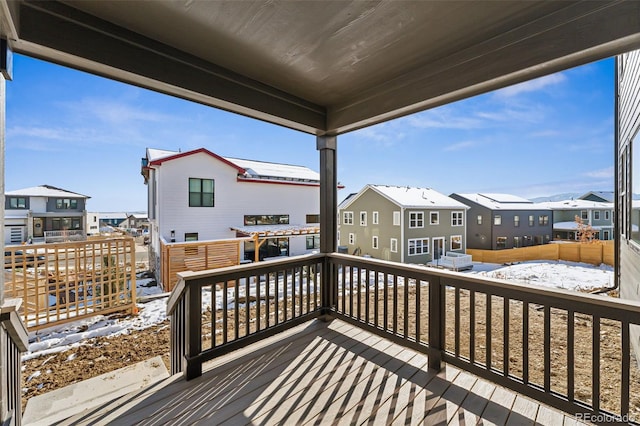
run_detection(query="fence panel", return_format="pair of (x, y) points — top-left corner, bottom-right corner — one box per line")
(3, 238), (136, 330)
(469, 242), (613, 266)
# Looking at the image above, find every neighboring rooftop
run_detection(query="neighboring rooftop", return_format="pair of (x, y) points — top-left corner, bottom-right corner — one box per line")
(143, 148), (319, 184)
(539, 199), (613, 210)
(361, 185), (469, 209)
(5, 185), (90, 199)
(452, 193), (548, 211)
(579, 191), (615, 203)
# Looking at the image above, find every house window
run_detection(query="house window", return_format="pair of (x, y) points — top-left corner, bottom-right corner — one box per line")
(529, 215), (534, 226)
(496, 237), (507, 249)
(185, 233), (198, 242)
(494, 215), (502, 225)
(594, 211), (600, 220)
(244, 215), (289, 225)
(372, 211), (379, 225)
(390, 238), (398, 253)
(372, 236), (379, 249)
(605, 210), (610, 221)
(9, 197), (26, 209)
(451, 212), (463, 226)
(581, 210), (588, 220)
(306, 214), (320, 223)
(189, 178), (214, 207)
(56, 198), (78, 209)
(514, 215), (520, 227)
(409, 212), (424, 228)
(534, 235), (543, 245)
(343, 211), (354, 225)
(513, 236), (521, 248)
(360, 211), (367, 226)
(306, 235), (320, 249)
(604, 230), (610, 240)
(393, 211), (401, 226)
(408, 238), (429, 255)
(337, 231), (340, 242)
(450, 235), (462, 250)
(348, 233), (355, 245)
(430, 212), (439, 225)
(477, 215), (483, 225)
(538, 215), (549, 226)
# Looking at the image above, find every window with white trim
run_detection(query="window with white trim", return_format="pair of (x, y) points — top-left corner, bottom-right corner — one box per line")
(393, 211), (401, 226)
(477, 215), (483, 225)
(372, 236), (379, 249)
(451, 211), (463, 226)
(581, 210), (588, 220)
(450, 235), (462, 250)
(390, 238), (398, 253)
(360, 211), (367, 226)
(372, 211), (379, 224)
(343, 211), (354, 225)
(408, 238), (429, 255)
(494, 215), (502, 225)
(594, 211), (600, 220)
(409, 212), (424, 228)
(348, 233), (355, 245)
(514, 215), (520, 227)
(528, 215), (534, 226)
(605, 210), (611, 221)
(430, 212), (439, 225)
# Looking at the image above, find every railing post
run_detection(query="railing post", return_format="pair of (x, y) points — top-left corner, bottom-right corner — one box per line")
(318, 136), (337, 318)
(184, 282), (202, 380)
(428, 276), (445, 371)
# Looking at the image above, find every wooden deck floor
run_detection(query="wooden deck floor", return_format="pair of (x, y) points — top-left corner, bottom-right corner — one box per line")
(61, 319), (586, 425)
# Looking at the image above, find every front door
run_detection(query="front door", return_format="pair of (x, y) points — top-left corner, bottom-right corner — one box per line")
(33, 217), (44, 238)
(433, 237), (445, 263)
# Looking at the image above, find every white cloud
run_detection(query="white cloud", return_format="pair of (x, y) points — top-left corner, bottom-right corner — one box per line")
(62, 98), (174, 125)
(582, 166), (614, 179)
(406, 109), (483, 130)
(494, 73), (567, 98)
(352, 123), (405, 146)
(442, 140), (477, 152)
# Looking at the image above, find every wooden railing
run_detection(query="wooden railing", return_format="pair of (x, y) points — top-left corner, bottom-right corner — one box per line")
(167, 252), (640, 422)
(167, 253), (323, 379)
(1, 298), (29, 426)
(327, 253), (640, 423)
(4, 238), (136, 330)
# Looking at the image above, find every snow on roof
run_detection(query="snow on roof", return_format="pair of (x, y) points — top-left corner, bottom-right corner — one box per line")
(225, 157), (319, 182)
(453, 193), (547, 211)
(100, 212), (128, 219)
(540, 199), (612, 209)
(369, 185), (469, 209)
(6, 185), (89, 198)
(146, 148), (179, 162)
(553, 221), (603, 231)
(145, 147), (319, 183)
(579, 191), (614, 202)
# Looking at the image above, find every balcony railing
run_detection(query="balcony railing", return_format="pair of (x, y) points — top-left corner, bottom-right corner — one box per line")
(1, 298), (29, 426)
(169, 253), (640, 422)
(44, 230), (85, 244)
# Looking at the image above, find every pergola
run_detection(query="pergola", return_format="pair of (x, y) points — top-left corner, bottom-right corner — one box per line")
(2, 1), (640, 424)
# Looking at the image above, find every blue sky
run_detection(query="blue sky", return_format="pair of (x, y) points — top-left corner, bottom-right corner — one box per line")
(6, 54), (614, 212)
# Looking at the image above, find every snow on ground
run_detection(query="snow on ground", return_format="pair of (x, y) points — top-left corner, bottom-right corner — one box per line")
(22, 260), (614, 361)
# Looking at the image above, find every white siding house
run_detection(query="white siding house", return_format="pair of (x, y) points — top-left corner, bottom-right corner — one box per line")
(142, 148), (321, 268)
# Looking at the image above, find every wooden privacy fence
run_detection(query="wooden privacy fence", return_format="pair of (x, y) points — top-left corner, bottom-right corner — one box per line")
(161, 239), (241, 292)
(3, 237), (136, 330)
(467, 242), (614, 266)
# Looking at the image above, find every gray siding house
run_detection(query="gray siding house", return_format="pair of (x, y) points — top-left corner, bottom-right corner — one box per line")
(4, 185), (89, 244)
(449, 193), (552, 250)
(617, 49), (640, 360)
(338, 185), (469, 265)
(540, 199), (614, 241)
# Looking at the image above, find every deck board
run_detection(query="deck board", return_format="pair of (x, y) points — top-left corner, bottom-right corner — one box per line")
(59, 319), (583, 425)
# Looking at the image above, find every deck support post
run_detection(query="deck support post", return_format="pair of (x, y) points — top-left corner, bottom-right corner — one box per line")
(428, 276), (445, 371)
(184, 283), (202, 380)
(317, 135), (337, 320)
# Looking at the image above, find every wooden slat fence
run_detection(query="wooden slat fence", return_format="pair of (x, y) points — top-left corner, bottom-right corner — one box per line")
(160, 239), (241, 292)
(3, 238), (136, 330)
(467, 241), (614, 266)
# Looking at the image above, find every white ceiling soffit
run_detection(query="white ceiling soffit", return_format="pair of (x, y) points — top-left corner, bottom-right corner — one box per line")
(2, 1), (640, 135)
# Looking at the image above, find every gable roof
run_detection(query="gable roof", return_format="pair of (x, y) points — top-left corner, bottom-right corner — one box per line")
(452, 193), (548, 211)
(145, 147), (320, 184)
(344, 185), (468, 210)
(579, 191), (615, 203)
(6, 185), (90, 199)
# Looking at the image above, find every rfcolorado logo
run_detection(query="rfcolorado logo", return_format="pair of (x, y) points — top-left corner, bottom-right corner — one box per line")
(575, 412), (634, 423)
